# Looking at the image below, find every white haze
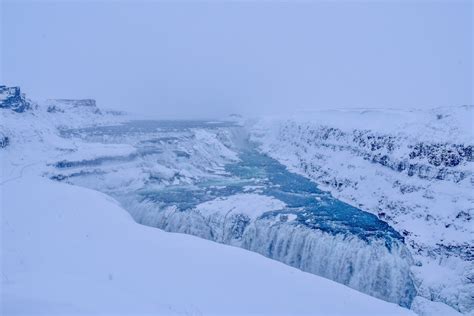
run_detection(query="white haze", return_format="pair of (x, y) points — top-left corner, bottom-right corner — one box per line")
(1, 0), (472, 119)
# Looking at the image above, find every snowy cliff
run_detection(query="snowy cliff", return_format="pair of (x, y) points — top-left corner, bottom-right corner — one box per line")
(250, 106), (474, 313)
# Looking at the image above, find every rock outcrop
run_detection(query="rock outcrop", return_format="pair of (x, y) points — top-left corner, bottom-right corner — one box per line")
(0, 86), (31, 112)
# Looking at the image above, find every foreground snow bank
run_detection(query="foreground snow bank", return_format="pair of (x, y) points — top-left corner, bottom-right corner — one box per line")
(1, 176), (415, 315)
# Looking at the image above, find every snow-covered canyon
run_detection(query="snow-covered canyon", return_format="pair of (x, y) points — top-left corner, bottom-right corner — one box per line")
(45, 120), (417, 307)
(1, 86), (471, 315)
(250, 108), (474, 313)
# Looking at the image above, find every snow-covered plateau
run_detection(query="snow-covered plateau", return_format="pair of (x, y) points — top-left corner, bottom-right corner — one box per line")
(1, 86), (471, 315)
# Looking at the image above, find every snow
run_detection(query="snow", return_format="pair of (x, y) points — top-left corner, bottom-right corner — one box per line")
(1, 176), (415, 316)
(286, 106), (474, 144)
(192, 128), (240, 161)
(411, 297), (463, 316)
(52, 142), (136, 162)
(283, 213), (298, 222)
(196, 193), (286, 219)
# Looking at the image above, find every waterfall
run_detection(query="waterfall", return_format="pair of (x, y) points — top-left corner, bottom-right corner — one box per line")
(120, 196), (417, 307)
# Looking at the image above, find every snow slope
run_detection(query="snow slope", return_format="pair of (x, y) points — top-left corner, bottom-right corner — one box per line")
(1, 176), (415, 316)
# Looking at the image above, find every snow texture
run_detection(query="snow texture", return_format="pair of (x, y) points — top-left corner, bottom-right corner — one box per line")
(196, 193), (286, 219)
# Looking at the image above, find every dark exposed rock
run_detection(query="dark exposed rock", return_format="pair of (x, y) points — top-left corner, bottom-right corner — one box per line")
(0, 86), (31, 112)
(45, 99), (102, 114)
(409, 143), (472, 167)
(0, 135), (9, 148)
(47, 105), (65, 113)
(278, 123), (472, 183)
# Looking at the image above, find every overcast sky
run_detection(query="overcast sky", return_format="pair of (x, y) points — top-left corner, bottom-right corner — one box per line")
(1, 0), (472, 118)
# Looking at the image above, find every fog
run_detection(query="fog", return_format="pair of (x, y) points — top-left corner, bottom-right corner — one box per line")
(1, 0), (472, 119)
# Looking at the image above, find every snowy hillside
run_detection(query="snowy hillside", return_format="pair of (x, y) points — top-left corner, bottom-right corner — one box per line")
(250, 106), (474, 314)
